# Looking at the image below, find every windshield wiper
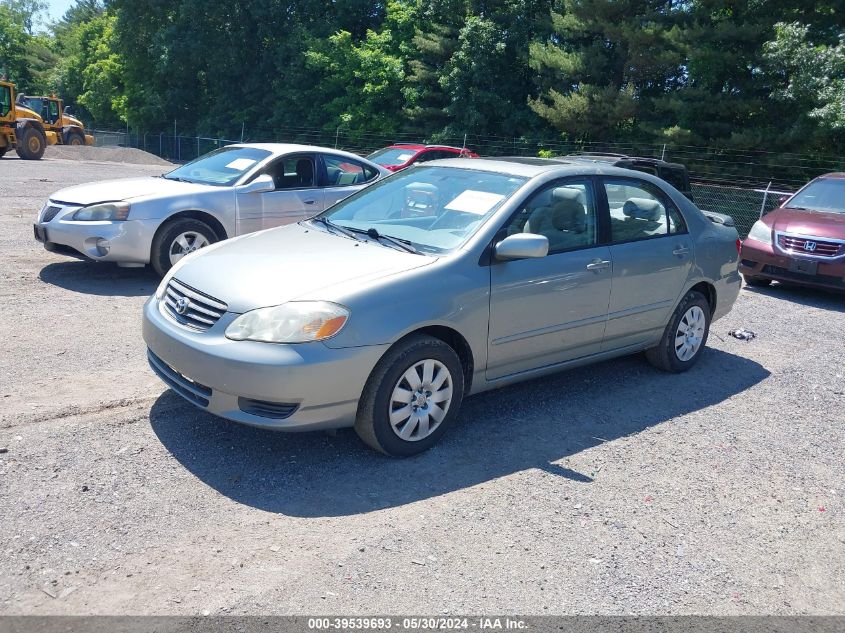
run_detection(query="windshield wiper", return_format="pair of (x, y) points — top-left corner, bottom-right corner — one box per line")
(362, 227), (421, 254)
(162, 175), (193, 183)
(311, 217), (361, 241)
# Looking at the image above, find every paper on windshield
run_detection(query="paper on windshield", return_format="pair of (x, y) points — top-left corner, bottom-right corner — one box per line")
(445, 190), (505, 215)
(395, 153), (413, 162)
(225, 158), (257, 170)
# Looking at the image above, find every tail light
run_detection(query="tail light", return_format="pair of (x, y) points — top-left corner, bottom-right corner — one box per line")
(736, 238), (742, 254)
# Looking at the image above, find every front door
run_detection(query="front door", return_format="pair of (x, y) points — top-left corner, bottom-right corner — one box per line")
(487, 178), (612, 380)
(599, 177), (693, 350)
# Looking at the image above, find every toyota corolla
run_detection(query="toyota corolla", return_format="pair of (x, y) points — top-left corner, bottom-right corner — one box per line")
(33, 143), (389, 276)
(143, 157), (741, 456)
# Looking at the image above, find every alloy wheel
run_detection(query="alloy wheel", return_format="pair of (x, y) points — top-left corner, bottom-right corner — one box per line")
(168, 231), (210, 266)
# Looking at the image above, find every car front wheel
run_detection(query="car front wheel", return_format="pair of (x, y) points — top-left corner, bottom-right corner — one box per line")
(355, 334), (464, 457)
(151, 218), (217, 277)
(645, 290), (711, 373)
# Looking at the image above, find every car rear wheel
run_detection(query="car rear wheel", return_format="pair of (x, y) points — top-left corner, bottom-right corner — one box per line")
(65, 130), (85, 146)
(355, 334), (464, 457)
(151, 218), (217, 277)
(742, 274), (772, 287)
(645, 290), (711, 373)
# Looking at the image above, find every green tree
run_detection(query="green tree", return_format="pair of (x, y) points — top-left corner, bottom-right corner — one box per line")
(764, 22), (845, 133)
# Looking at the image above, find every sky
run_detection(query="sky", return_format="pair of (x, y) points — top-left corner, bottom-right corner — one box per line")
(42, 0), (76, 24)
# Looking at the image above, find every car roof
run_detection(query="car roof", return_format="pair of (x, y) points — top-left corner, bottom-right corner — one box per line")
(818, 172), (845, 180)
(228, 143), (371, 162)
(565, 154), (687, 170)
(414, 156), (684, 183)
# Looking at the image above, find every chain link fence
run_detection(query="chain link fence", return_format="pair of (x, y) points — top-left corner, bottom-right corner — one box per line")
(86, 126), (845, 237)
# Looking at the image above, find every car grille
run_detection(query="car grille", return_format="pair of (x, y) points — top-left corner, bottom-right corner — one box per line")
(41, 205), (63, 223)
(777, 233), (843, 258)
(147, 350), (212, 408)
(162, 278), (228, 331)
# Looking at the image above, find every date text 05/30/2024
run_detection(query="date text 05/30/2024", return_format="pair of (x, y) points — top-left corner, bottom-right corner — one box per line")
(307, 618), (529, 630)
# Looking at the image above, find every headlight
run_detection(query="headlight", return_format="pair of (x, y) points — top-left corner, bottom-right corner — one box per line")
(225, 301), (350, 343)
(72, 201), (130, 221)
(746, 220), (772, 244)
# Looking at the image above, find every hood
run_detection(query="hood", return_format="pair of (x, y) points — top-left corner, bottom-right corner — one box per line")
(15, 105), (41, 121)
(170, 223), (436, 313)
(50, 177), (217, 206)
(63, 114), (85, 128)
(766, 207), (845, 238)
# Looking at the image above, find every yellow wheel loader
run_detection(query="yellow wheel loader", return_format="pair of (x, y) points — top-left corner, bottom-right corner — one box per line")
(18, 94), (94, 146)
(0, 80), (58, 160)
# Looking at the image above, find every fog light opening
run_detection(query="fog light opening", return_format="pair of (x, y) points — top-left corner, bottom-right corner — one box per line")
(95, 238), (111, 256)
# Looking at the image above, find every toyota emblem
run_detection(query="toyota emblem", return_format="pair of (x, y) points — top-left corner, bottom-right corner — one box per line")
(175, 297), (191, 315)
(804, 241), (817, 252)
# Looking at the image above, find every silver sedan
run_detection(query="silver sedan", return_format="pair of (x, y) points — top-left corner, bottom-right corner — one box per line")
(33, 143), (390, 275)
(142, 158), (741, 456)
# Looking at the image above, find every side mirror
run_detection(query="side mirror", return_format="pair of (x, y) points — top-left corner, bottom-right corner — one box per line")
(494, 233), (549, 261)
(238, 173), (275, 194)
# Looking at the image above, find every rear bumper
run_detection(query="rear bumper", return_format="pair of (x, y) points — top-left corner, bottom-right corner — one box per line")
(739, 238), (845, 290)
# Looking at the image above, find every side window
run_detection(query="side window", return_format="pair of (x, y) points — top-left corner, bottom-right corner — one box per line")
(0, 86), (10, 117)
(604, 178), (684, 243)
(323, 155), (379, 186)
(504, 179), (598, 254)
(414, 151), (438, 164)
(267, 155), (316, 189)
(49, 100), (59, 120)
(660, 167), (688, 193)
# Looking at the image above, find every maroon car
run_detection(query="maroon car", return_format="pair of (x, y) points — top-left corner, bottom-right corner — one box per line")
(739, 173), (845, 291)
(366, 143), (479, 172)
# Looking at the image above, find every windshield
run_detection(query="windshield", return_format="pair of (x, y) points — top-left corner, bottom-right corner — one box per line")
(317, 166), (527, 254)
(787, 178), (845, 214)
(164, 146), (272, 186)
(367, 147), (419, 167)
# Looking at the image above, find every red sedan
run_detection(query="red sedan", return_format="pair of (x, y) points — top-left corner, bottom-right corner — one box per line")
(367, 143), (478, 172)
(740, 173), (845, 291)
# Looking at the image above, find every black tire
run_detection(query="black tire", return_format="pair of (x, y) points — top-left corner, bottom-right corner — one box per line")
(645, 290), (711, 373)
(355, 334), (465, 457)
(0, 147), (7, 159)
(64, 129), (85, 146)
(150, 218), (218, 277)
(16, 126), (46, 160)
(742, 274), (772, 287)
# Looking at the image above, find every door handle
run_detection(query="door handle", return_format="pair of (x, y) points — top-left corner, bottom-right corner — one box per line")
(586, 259), (611, 272)
(304, 199), (316, 205)
(673, 246), (691, 256)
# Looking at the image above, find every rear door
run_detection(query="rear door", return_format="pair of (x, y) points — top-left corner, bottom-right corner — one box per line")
(487, 178), (612, 379)
(599, 177), (693, 351)
(321, 153), (381, 208)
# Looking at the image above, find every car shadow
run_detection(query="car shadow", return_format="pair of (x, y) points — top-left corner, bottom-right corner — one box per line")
(149, 347), (770, 518)
(39, 261), (159, 297)
(743, 282), (845, 313)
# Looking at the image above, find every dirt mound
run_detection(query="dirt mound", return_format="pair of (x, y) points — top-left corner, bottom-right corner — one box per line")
(45, 145), (173, 166)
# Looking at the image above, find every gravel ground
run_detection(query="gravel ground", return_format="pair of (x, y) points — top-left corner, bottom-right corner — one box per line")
(1, 156), (843, 615)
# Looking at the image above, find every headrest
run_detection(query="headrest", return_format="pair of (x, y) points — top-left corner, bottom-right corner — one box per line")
(550, 199), (587, 233)
(551, 187), (585, 205)
(623, 197), (664, 221)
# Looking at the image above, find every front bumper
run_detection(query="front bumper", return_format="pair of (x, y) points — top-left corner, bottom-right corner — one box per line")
(739, 238), (845, 290)
(142, 296), (389, 431)
(34, 207), (159, 264)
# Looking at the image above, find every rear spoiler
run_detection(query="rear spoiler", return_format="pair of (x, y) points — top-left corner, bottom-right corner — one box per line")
(700, 209), (735, 228)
